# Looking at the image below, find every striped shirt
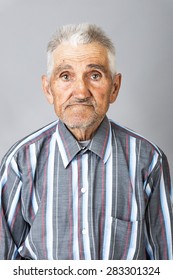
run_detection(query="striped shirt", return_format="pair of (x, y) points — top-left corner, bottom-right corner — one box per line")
(0, 116), (173, 260)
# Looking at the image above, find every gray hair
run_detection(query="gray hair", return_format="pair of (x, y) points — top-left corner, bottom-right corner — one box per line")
(46, 23), (117, 78)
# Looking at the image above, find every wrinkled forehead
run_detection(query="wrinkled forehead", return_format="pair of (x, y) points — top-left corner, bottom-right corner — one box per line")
(52, 42), (109, 65)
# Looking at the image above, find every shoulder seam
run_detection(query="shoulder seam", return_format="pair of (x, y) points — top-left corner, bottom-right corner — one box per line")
(109, 119), (162, 157)
(1, 120), (58, 166)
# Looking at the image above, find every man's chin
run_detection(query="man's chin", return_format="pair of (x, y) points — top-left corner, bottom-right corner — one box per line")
(65, 121), (94, 130)
(63, 117), (98, 130)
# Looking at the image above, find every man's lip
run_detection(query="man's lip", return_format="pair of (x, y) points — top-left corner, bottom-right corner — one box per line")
(66, 103), (93, 107)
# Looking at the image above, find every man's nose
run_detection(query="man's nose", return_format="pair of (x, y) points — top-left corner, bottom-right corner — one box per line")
(72, 78), (91, 98)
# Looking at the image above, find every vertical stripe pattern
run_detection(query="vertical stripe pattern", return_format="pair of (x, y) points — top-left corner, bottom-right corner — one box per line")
(0, 116), (172, 259)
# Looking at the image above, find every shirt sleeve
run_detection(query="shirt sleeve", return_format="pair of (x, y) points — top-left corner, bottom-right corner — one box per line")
(145, 151), (173, 259)
(0, 154), (27, 259)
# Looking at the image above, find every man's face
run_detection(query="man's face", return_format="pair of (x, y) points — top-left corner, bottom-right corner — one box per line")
(42, 42), (121, 131)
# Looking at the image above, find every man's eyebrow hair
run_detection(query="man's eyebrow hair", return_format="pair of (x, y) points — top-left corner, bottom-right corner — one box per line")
(54, 64), (73, 74)
(54, 63), (108, 75)
(87, 64), (107, 73)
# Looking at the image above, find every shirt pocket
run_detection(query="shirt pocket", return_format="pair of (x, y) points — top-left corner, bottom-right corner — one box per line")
(108, 217), (143, 260)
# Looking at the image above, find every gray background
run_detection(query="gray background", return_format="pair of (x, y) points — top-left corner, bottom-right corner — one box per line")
(0, 0), (173, 179)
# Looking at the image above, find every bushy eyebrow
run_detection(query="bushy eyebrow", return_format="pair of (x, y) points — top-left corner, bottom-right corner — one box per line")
(54, 64), (73, 75)
(54, 63), (108, 75)
(87, 64), (107, 74)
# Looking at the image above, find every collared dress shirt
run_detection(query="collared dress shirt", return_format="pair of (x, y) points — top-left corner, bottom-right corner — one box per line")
(0, 116), (173, 260)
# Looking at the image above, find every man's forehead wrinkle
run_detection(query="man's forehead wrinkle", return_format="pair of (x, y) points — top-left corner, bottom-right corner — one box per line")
(53, 47), (107, 64)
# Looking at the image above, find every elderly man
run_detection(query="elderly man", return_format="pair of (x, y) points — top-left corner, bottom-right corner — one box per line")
(0, 23), (172, 260)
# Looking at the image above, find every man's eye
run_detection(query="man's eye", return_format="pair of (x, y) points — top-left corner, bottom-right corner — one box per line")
(91, 73), (101, 80)
(60, 74), (70, 81)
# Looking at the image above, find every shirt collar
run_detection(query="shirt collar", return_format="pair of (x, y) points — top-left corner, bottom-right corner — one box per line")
(56, 116), (112, 168)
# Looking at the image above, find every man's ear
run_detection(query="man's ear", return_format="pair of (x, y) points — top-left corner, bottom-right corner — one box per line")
(41, 75), (54, 104)
(109, 73), (122, 104)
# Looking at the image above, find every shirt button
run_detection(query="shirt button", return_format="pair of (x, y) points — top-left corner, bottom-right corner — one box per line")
(82, 229), (87, 235)
(81, 187), (86, 193)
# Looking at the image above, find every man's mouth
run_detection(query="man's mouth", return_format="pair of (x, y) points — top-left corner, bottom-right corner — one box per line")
(65, 102), (94, 109)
